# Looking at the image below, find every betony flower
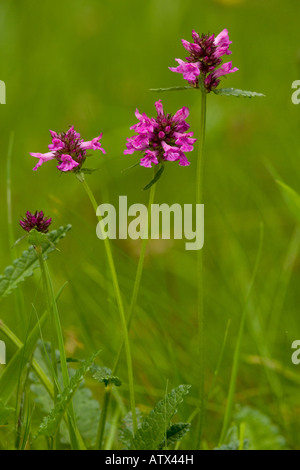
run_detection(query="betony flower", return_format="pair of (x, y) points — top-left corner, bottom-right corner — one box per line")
(124, 100), (196, 168)
(20, 211), (52, 233)
(30, 126), (105, 172)
(169, 28), (238, 92)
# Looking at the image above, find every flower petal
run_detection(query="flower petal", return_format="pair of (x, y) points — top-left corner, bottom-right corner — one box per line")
(56, 154), (79, 172)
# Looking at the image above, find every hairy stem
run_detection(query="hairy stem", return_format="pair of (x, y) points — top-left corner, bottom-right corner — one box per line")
(195, 90), (207, 450)
(79, 175), (137, 434)
(95, 178), (156, 449)
(112, 181), (156, 374)
(95, 386), (112, 450)
(36, 248), (81, 450)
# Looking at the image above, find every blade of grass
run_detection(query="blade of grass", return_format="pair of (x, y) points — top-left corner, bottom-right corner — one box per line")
(175, 319), (231, 451)
(0, 281), (69, 405)
(79, 174), (137, 434)
(219, 223), (264, 445)
(0, 314), (51, 404)
(41, 258), (83, 450)
(6, 131), (27, 336)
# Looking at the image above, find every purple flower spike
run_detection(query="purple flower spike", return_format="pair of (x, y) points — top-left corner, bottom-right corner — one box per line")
(30, 126), (105, 172)
(20, 211), (52, 233)
(124, 100), (196, 168)
(169, 28), (238, 92)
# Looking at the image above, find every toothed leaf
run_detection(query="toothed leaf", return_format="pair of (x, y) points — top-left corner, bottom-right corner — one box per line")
(36, 352), (99, 438)
(214, 88), (265, 98)
(131, 384), (191, 450)
(0, 225), (72, 299)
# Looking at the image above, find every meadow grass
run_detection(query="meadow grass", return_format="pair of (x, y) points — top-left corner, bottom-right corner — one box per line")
(0, 0), (300, 450)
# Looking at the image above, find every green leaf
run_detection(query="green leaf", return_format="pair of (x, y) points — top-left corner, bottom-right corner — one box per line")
(276, 180), (300, 216)
(158, 423), (191, 449)
(0, 314), (49, 405)
(0, 282), (68, 407)
(131, 384), (191, 450)
(92, 365), (122, 387)
(122, 162), (141, 173)
(70, 386), (100, 446)
(31, 362), (101, 447)
(27, 229), (49, 247)
(215, 441), (247, 450)
(150, 86), (194, 93)
(214, 424), (249, 450)
(0, 225), (71, 299)
(0, 400), (14, 425)
(234, 406), (287, 450)
(36, 352), (99, 438)
(213, 88), (265, 98)
(80, 168), (98, 174)
(119, 410), (144, 449)
(143, 164), (165, 191)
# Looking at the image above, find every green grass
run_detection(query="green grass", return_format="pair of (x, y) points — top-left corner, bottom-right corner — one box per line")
(0, 0), (300, 450)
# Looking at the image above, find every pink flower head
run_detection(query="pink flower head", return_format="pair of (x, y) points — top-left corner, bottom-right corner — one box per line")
(169, 28), (238, 92)
(20, 210), (52, 233)
(124, 100), (196, 168)
(30, 126), (106, 172)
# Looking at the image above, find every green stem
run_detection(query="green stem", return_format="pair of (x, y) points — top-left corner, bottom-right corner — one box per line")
(36, 248), (81, 450)
(95, 179), (156, 449)
(104, 405), (121, 450)
(112, 181), (156, 375)
(79, 175), (137, 434)
(6, 131), (15, 255)
(0, 316), (53, 398)
(36, 247), (58, 396)
(0, 318), (82, 446)
(195, 90), (207, 450)
(95, 386), (112, 450)
(218, 224), (264, 445)
(6, 131), (27, 336)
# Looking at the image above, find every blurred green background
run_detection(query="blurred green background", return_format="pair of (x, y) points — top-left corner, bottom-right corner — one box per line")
(1, 0), (300, 449)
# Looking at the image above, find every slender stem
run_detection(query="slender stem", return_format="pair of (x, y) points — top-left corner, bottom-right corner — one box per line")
(218, 224), (264, 446)
(0, 316), (53, 398)
(44, 262), (84, 450)
(44, 263), (71, 390)
(0, 319), (83, 446)
(95, 179), (156, 449)
(79, 175), (137, 434)
(36, 247), (58, 396)
(238, 423), (246, 451)
(95, 386), (112, 450)
(6, 131), (27, 336)
(195, 90), (207, 450)
(196, 92), (207, 207)
(6, 131), (15, 253)
(112, 182), (156, 375)
(104, 406), (121, 450)
(36, 249), (81, 450)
